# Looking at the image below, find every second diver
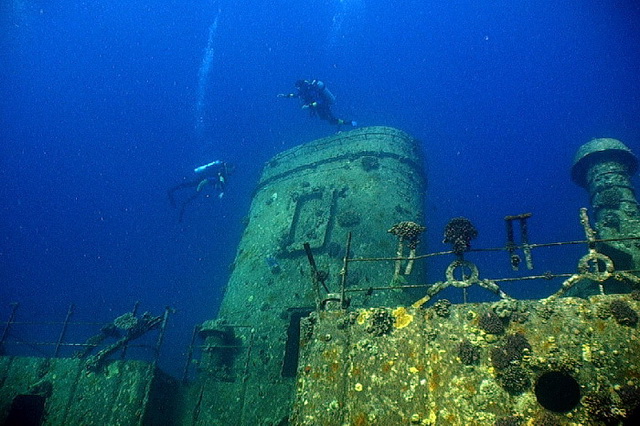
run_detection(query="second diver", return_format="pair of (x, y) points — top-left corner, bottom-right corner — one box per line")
(278, 79), (357, 128)
(168, 160), (232, 222)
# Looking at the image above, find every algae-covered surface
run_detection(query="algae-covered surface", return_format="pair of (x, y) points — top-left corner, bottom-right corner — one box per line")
(292, 295), (640, 425)
(3, 129), (640, 426)
(219, 126), (427, 323)
(189, 127), (428, 424)
(0, 357), (158, 425)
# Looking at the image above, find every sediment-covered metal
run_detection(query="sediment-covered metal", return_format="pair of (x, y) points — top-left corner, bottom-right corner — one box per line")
(190, 126), (427, 424)
(291, 295), (640, 425)
(223, 126), (426, 315)
(571, 138), (640, 288)
(0, 357), (174, 425)
(6, 132), (640, 425)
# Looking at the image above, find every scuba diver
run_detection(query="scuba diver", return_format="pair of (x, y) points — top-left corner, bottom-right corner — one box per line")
(168, 160), (232, 222)
(278, 79), (357, 128)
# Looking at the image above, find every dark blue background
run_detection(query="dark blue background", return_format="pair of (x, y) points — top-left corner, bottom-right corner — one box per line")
(2, 0), (640, 376)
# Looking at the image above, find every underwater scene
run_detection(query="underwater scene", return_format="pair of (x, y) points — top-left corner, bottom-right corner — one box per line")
(2, 1), (640, 424)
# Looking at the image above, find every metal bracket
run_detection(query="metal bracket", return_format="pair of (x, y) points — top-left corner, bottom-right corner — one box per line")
(505, 213), (534, 270)
(412, 260), (512, 308)
(544, 208), (637, 301)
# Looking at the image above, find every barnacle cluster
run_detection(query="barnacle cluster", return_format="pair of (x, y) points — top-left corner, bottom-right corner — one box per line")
(536, 305), (555, 320)
(490, 346), (512, 370)
(458, 339), (480, 365)
(494, 415), (523, 426)
(493, 299), (529, 324)
(496, 365), (530, 395)
(336, 311), (359, 330)
(505, 333), (532, 358)
(433, 299), (452, 317)
(610, 299), (639, 326)
(388, 221), (426, 250)
(479, 311), (505, 335)
(617, 384), (640, 416)
(300, 314), (316, 342)
(490, 332), (531, 370)
(582, 391), (624, 423)
(366, 309), (395, 336)
(533, 412), (561, 426)
(443, 217), (478, 255)
(388, 221), (426, 276)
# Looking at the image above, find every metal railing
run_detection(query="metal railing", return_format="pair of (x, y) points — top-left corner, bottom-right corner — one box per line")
(306, 207), (640, 310)
(0, 302), (171, 371)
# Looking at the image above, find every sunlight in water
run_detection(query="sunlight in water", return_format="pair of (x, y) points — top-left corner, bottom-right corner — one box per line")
(10, 0), (32, 29)
(195, 9), (221, 140)
(327, 0), (365, 52)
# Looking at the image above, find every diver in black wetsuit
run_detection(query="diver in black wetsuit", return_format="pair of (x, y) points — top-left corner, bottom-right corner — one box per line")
(278, 79), (357, 128)
(168, 160), (231, 222)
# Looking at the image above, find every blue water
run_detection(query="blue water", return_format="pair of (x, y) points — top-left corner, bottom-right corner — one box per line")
(2, 1), (640, 376)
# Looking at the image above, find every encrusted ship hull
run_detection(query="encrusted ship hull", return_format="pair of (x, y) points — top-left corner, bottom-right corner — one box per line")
(2, 128), (639, 425)
(291, 295), (640, 425)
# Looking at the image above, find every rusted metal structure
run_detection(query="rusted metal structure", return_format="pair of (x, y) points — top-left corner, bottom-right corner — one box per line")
(2, 130), (640, 425)
(571, 138), (640, 291)
(186, 126), (427, 425)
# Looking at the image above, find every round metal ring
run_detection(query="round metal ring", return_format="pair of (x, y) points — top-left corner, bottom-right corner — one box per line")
(445, 260), (480, 289)
(577, 252), (614, 282)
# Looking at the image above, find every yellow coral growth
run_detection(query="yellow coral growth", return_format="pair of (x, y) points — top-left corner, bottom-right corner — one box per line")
(357, 310), (370, 325)
(392, 307), (413, 329)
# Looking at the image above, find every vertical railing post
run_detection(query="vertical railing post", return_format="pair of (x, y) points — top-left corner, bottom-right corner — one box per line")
(121, 301), (140, 359)
(340, 232), (352, 309)
(54, 304), (74, 357)
(0, 302), (19, 355)
(182, 324), (201, 384)
(152, 306), (172, 365)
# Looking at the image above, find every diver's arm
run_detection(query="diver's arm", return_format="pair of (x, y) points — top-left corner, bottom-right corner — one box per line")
(196, 179), (209, 192)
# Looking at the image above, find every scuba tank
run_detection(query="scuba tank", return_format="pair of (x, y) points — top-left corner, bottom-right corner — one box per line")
(194, 160), (222, 174)
(316, 80), (336, 105)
